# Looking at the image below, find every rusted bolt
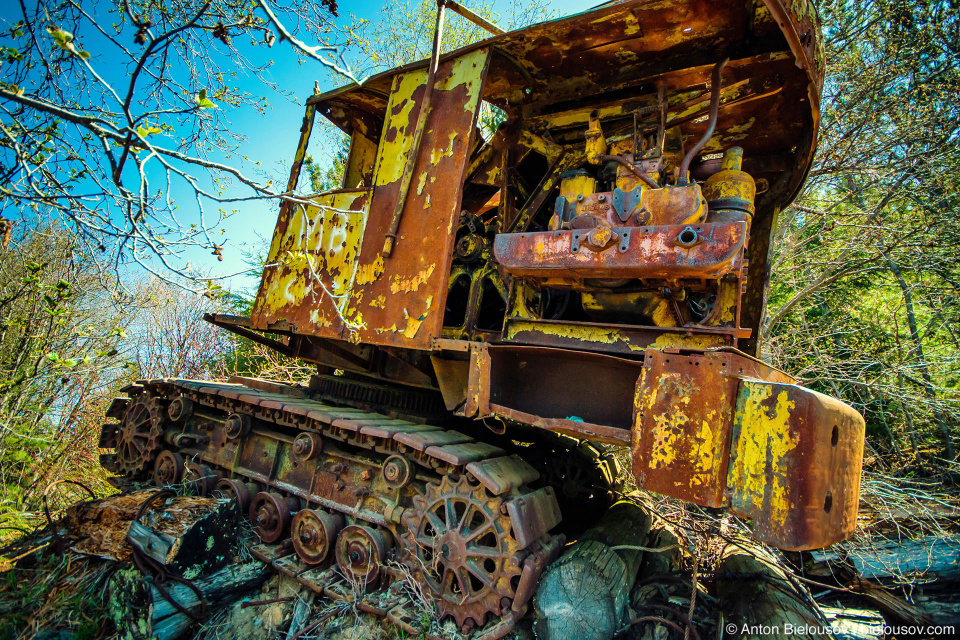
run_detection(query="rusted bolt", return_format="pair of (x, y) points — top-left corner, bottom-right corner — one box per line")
(334, 480), (345, 491)
(331, 463), (345, 474)
(361, 469), (374, 481)
(354, 487), (370, 497)
(597, 194), (606, 202)
(576, 194), (584, 202)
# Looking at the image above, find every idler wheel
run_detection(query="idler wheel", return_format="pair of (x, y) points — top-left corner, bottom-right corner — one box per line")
(116, 395), (166, 478)
(224, 413), (251, 439)
(153, 451), (185, 486)
(214, 479), (256, 512)
(249, 492), (298, 543)
(291, 509), (345, 565)
(292, 433), (323, 462)
(184, 462), (217, 496)
(381, 455), (413, 489)
(167, 396), (193, 421)
(335, 525), (392, 586)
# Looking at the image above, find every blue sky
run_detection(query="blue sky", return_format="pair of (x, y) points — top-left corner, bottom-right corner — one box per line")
(0, 0), (597, 295)
(208, 0), (596, 294)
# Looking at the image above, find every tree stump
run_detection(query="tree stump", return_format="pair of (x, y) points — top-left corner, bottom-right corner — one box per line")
(533, 501), (653, 640)
(63, 489), (244, 579)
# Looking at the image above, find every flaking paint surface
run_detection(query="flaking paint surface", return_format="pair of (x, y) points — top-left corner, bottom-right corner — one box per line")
(728, 382), (798, 530)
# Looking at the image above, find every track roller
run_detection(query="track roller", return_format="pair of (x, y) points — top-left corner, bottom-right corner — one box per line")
(153, 450), (185, 486)
(250, 492), (300, 543)
(184, 462), (218, 496)
(291, 509), (345, 565)
(214, 479), (257, 512)
(335, 525), (392, 586)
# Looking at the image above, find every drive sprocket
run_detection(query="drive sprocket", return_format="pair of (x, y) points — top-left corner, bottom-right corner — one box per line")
(400, 475), (524, 631)
(115, 395), (165, 477)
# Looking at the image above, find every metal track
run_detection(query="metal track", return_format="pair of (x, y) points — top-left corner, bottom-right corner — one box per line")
(99, 378), (563, 639)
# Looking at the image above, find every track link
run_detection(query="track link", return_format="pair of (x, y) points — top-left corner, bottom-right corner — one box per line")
(99, 377), (563, 638)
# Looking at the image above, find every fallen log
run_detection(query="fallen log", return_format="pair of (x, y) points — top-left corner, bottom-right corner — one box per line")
(63, 489), (244, 579)
(810, 536), (960, 581)
(819, 606), (885, 640)
(108, 561), (270, 640)
(533, 500), (653, 640)
(716, 543), (831, 640)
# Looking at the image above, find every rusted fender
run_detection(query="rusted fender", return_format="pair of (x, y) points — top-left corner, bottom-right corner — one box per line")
(493, 221), (746, 280)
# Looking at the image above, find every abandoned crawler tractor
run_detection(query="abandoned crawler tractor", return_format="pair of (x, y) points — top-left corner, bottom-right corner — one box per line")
(100, 0), (866, 636)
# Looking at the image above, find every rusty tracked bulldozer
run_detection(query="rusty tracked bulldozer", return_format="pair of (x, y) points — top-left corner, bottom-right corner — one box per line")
(100, 0), (865, 636)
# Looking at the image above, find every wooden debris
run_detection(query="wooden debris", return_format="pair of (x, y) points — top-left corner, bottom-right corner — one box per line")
(108, 561), (270, 640)
(716, 543), (831, 640)
(819, 606), (885, 640)
(811, 535), (960, 581)
(63, 489), (244, 579)
(533, 501), (652, 640)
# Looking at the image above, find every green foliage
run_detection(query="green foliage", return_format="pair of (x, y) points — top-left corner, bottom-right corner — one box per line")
(766, 0), (960, 466)
(0, 225), (130, 535)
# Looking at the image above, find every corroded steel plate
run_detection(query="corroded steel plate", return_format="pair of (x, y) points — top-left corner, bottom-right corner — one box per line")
(727, 380), (865, 550)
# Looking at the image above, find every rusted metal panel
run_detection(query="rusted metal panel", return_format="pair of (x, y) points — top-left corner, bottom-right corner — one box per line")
(488, 405), (630, 447)
(250, 189), (370, 337)
(503, 318), (735, 355)
(338, 47), (491, 350)
(727, 380), (865, 550)
(495, 222), (747, 280)
(632, 349), (741, 507)
(631, 348), (796, 507)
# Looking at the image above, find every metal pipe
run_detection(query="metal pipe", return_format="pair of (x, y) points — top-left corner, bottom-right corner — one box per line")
(446, 0), (505, 35)
(678, 57), (728, 184)
(382, 0), (447, 257)
(600, 154), (660, 189)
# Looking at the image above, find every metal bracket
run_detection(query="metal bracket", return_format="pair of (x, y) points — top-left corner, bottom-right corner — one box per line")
(611, 186), (644, 222)
(570, 227), (631, 253)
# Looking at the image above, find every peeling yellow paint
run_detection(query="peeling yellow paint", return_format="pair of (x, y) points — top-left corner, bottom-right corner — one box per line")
(728, 383), (798, 530)
(253, 191), (368, 330)
(369, 295), (386, 309)
(705, 281), (739, 326)
(390, 263), (436, 294)
(356, 256), (384, 285)
(429, 132), (458, 164)
(309, 308), (332, 328)
(374, 70), (427, 186)
(651, 333), (727, 350)
(726, 117), (756, 135)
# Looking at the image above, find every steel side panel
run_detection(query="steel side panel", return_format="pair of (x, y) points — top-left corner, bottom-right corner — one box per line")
(251, 190), (370, 336)
(632, 350), (738, 507)
(343, 48), (491, 350)
(727, 380), (865, 550)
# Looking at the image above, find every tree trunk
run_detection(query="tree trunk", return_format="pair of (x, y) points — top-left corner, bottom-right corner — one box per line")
(716, 544), (831, 640)
(533, 501), (653, 640)
(886, 257), (955, 459)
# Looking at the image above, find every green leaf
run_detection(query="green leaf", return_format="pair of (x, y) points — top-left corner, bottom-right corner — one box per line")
(77, 49), (90, 59)
(198, 88), (207, 101)
(197, 98), (215, 109)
